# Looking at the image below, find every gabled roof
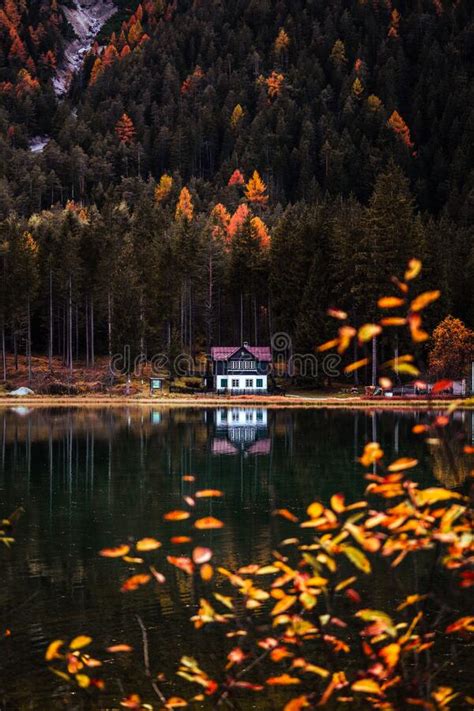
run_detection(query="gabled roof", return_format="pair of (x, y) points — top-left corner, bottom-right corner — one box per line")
(211, 345), (272, 361)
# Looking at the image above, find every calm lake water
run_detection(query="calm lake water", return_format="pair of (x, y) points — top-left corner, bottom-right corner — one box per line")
(0, 406), (471, 709)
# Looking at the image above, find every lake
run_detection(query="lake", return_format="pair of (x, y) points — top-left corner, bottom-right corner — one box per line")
(0, 406), (471, 709)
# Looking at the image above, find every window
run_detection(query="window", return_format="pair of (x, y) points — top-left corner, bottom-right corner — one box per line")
(245, 379), (253, 388)
(220, 378), (227, 388)
(256, 410), (263, 421)
(256, 378), (263, 388)
(232, 379), (239, 388)
(246, 411), (253, 422)
(232, 410), (239, 422)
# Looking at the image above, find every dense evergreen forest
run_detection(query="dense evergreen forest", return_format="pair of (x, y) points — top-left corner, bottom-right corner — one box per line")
(0, 0), (473, 381)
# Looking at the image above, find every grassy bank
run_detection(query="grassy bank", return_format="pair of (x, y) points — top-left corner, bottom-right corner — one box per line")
(0, 393), (472, 410)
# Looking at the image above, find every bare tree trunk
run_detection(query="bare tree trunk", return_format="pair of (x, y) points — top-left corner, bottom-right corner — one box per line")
(13, 321), (18, 371)
(90, 296), (95, 368)
(207, 252), (213, 349)
(240, 292), (243, 344)
(27, 295), (32, 384)
(139, 291), (145, 374)
(253, 296), (258, 344)
(68, 276), (73, 378)
(107, 291), (112, 371)
(85, 295), (89, 368)
(1, 320), (5, 382)
(75, 303), (79, 362)
(48, 268), (53, 372)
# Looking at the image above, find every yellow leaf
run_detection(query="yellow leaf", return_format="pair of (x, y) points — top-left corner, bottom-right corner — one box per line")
(358, 323), (382, 343)
(45, 639), (64, 661)
(306, 502), (324, 519)
(412, 488), (462, 507)
(341, 546), (371, 574)
(352, 678), (383, 695)
(404, 258), (422, 281)
(136, 537), (162, 552)
(393, 362), (420, 377)
(75, 673), (91, 688)
(387, 457), (418, 472)
(69, 636), (92, 651)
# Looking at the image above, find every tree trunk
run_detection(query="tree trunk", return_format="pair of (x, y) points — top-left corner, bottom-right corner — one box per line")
(68, 276), (73, 378)
(27, 295), (32, 384)
(90, 296), (95, 368)
(48, 268), (53, 372)
(85, 295), (89, 368)
(1, 320), (6, 382)
(107, 290), (112, 371)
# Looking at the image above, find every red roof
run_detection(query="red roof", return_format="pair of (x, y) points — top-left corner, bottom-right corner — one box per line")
(212, 439), (239, 455)
(211, 345), (272, 361)
(247, 438), (271, 455)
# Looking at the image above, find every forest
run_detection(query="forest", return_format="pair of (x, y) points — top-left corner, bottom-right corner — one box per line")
(0, 0), (473, 382)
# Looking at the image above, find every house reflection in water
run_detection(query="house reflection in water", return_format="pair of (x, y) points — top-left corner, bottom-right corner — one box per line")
(212, 408), (270, 456)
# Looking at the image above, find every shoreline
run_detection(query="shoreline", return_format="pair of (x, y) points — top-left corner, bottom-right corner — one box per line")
(0, 395), (472, 410)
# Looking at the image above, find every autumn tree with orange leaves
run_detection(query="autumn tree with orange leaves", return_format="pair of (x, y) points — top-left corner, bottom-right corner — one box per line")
(245, 170), (268, 206)
(115, 113), (136, 144)
(428, 315), (474, 380)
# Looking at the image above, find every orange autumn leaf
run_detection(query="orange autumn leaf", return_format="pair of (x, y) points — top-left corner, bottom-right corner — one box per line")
(379, 377), (392, 389)
(412, 424), (428, 434)
(194, 517), (224, 530)
(344, 358), (369, 374)
(273, 508), (299, 523)
(99, 544), (130, 558)
(266, 674), (301, 685)
(378, 296), (405, 308)
(195, 489), (224, 498)
(200, 563), (214, 581)
(378, 643), (400, 669)
(45, 639), (64, 661)
(445, 617), (474, 634)
(182, 475), (195, 482)
(338, 325), (357, 353)
(284, 696), (310, 710)
(106, 644), (133, 653)
(410, 290), (440, 312)
(120, 574), (151, 592)
(136, 537), (161, 552)
(164, 510), (190, 521)
(192, 547), (213, 564)
(387, 457), (418, 472)
(165, 697), (188, 708)
(380, 317), (406, 326)
(120, 695), (142, 709)
(167, 556), (194, 575)
(405, 258), (422, 281)
(330, 493), (345, 513)
(271, 595), (297, 616)
(170, 536), (192, 544)
(317, 338), (340, 352)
